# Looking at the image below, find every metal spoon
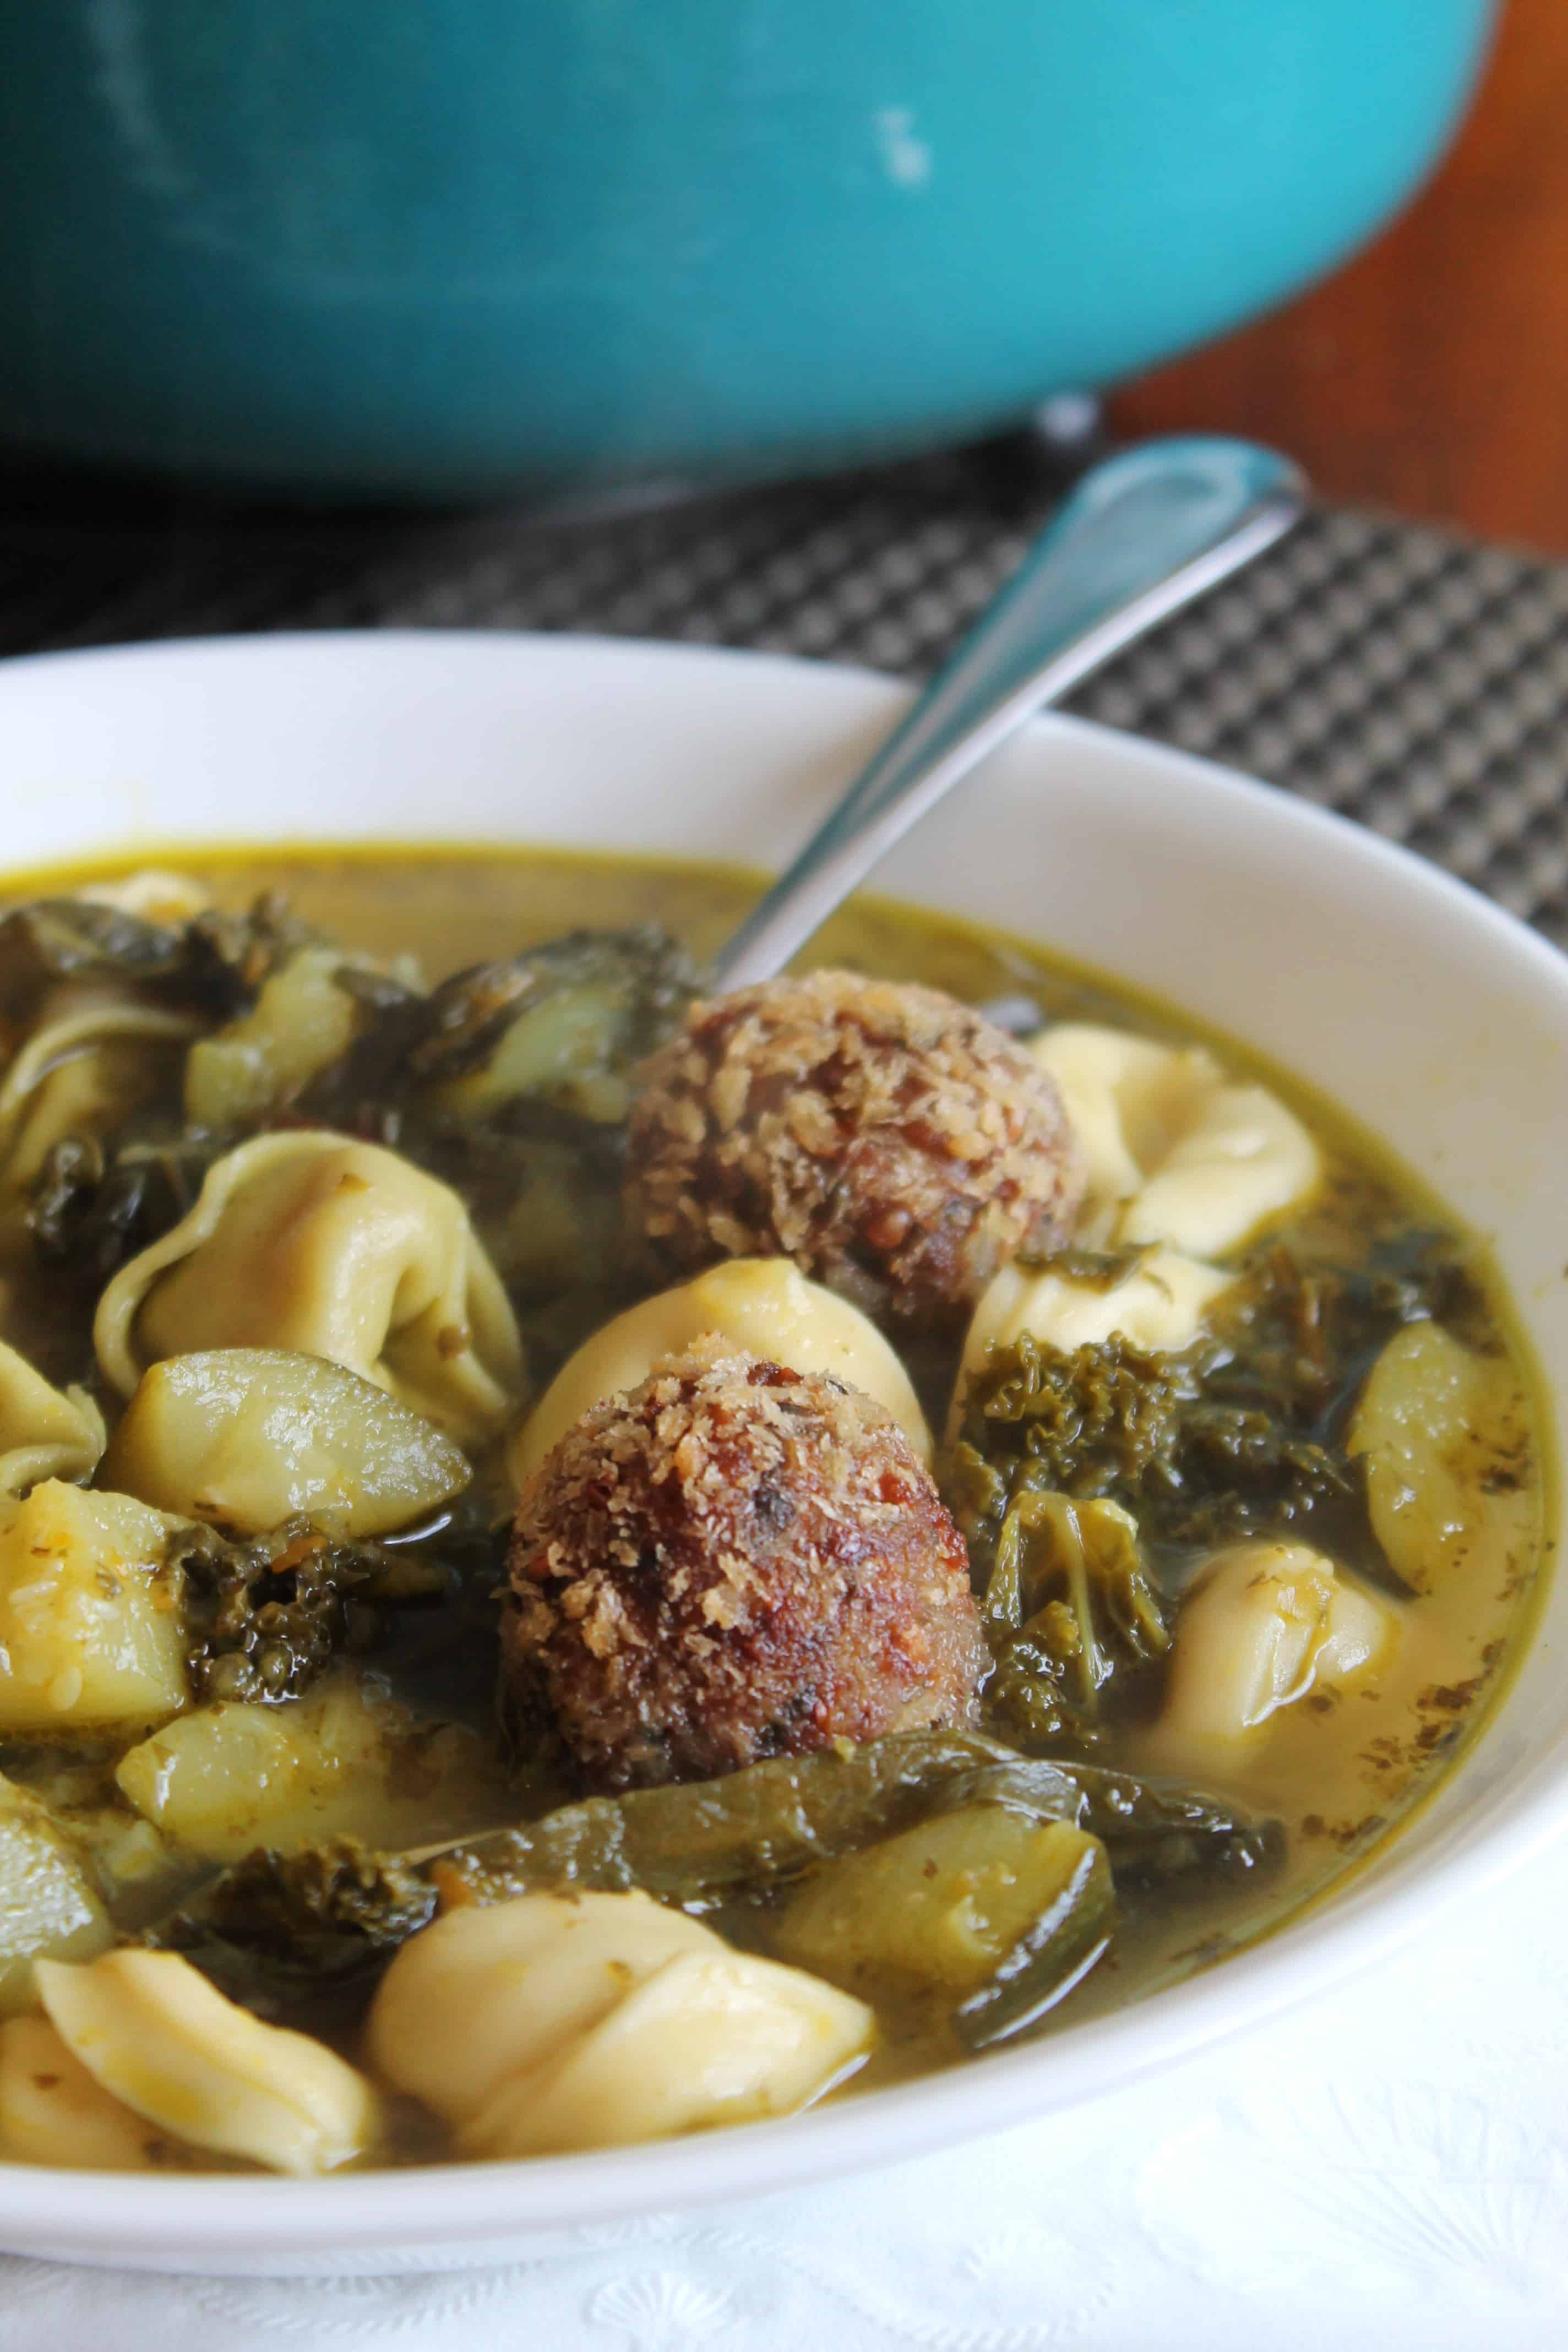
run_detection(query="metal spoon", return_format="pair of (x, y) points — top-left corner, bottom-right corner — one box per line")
(706, 435), (1306, 995)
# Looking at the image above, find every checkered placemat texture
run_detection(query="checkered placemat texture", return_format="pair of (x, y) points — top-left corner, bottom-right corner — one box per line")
(4, 439), (1567, 941)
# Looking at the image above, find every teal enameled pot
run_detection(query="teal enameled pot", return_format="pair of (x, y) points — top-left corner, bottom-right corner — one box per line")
(0, 0), (1494, 502)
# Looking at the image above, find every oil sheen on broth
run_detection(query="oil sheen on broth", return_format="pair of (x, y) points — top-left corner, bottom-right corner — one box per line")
(0, 847), (1545, 2164)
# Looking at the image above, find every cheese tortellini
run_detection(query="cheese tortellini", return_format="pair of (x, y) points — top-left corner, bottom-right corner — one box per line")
(0, 1339), (105, 1498)
(512, 1255), (932, 1488)
(1030, 1023), (1320, 1257)
(35, 1948), (379, 2176)
(0, 992), (199, 1195)
(1158, 1539), (1397, 1759)
(368, 1890), (874, 2159)
(94, 1132), (525, 1448)
(0, 2015), (162, 2170)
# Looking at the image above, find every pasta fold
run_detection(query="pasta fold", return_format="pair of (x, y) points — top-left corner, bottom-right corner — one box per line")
(94, 1132), (524, 1447)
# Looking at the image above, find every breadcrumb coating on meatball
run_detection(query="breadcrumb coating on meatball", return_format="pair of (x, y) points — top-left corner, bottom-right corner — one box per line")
(504, 1338), (989, 1792)
(623, 970), (1083, 1322)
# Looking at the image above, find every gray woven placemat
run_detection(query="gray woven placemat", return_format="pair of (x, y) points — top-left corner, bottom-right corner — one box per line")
(4, 441), (1567, 942)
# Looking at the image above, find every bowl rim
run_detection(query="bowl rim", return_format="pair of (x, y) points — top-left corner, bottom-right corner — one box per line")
(0, 626), (1565, 2258)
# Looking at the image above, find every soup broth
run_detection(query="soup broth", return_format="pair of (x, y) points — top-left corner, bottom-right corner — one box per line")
(0, 848), (1545, 2171)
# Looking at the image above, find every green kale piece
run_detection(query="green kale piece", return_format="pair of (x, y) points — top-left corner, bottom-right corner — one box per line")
(310, 925), (698, 1132)
(1205, 1229), (1498, 1418)
(948, 1229), (1491, 1615)
(945, 1329), (1211, 1587)
(949, 1333), (1200, 1528)
(1066, 1761), (1285, 1888)
(140, 1732), (1280, 2015)
(146, 1839), (438, 2019)
(427, 1729), (1279, 1909)
(29, 1126), (232, 1288)
(948, 1315), (1345, 1588)
(0, 890), (314, 1023)
(172, 1518), (459, 1706)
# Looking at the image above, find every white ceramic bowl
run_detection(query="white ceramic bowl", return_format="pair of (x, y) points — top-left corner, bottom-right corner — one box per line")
(0, 630), (1564, 2275)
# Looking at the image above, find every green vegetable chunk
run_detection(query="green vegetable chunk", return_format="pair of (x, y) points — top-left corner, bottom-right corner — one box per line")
(182, 946), (372, 1128)
(769, 1806), (1114, 2050)
(149, 1838), (438, 2018)
(309, 925), (696, 1129)
(981, 1491), (1168, 1743)
(0, 1774), (113, 2013)
(1348, 1320), (1532, 1592)
(0, 890), (315, 1020)
(443, 1733), (1087, 1908)
(140, 1733), (1281, 2018)
(104, 1348), (472, 1541)
(171, 1517), (452, 1705)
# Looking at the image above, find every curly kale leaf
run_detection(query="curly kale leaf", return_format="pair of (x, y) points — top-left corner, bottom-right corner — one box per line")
(172, 1519), (462, 1705)
(946, 1332), (1208, 1572)
(977, 1493), (1168, 1746)
(28, 1126), (232, 1288)
(948, 1231), (1489, 1611)
(946, 1324), (1357, 1608)
(146, 1839), (438, 2018)
(952, 1332), (1202, 1520)
(1203, 1229), (1499, 1417)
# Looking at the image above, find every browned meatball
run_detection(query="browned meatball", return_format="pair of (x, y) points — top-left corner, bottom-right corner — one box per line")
(624, 970), (1082, 1324)
(503, 1340), (989, 1791)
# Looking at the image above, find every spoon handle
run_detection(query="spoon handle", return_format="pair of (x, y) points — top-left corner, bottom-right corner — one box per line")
(706, 435), (1306, 995)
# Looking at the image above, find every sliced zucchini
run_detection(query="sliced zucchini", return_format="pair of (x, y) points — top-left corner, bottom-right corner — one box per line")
(770, 1804), (1113, 2049)
(0, 1774), (113, 2015)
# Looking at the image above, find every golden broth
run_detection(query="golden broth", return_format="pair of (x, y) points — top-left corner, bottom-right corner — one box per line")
(0, 846), (1549, 2135)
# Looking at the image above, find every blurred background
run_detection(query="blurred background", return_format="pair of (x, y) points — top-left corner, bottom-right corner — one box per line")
(0, 0), (1553, 528)
(1113, 0), (1568, 549)
(5, 0), (1568, 731)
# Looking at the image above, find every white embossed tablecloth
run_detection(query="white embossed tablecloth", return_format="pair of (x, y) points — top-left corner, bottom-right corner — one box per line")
(2, 1840), (1566, 2351)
